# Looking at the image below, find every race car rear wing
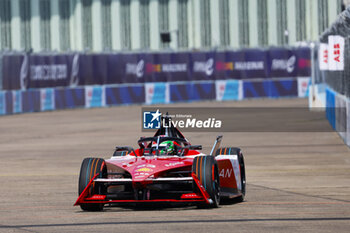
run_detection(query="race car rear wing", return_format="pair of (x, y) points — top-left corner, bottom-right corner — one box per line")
(210, 135), (223, 156)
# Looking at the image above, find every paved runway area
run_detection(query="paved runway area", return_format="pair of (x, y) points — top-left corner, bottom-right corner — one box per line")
(0, 99), (349, 233)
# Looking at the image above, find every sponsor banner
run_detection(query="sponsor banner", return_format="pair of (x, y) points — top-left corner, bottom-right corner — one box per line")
(79, 54), (109, 85)
(216, 80), (242, 101)
(2, 54), (78, 90)
(319, 43), (329, 70)
(0, 91), (5, 115)
(12, 90), (22, 113)
(22, 90), (41, 113)
(294, 47), (312, 77)
(40, 88), (55, 111)
(192, 52), (215, 80)
(225, 50), (266, 79)
(106, 85), (145, 105)
(145, 83), (169, 104)
(55, 88), (85, 109)
(146, 52), (189, 83)
(297, 77), (310, 98)
(268, 48), (297, 77)
(85, 86), (106, 108)
(2, 48), (311, 90)
(2, 54), (24, 90)
(123, 54), (148, 83)
(328, 35), (344, 71)
(241, 49), (268, 79)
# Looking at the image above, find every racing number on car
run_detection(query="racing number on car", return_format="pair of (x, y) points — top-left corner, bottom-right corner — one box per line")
(219, 168), (233, 178)
(217, 160), (237, 189)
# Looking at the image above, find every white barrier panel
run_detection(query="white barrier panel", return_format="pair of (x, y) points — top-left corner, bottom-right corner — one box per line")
(85, 86), (106, 108)
(216, 80), (242, 101)
(40, 88), (55, 111)
(145, 83), (170, 104)
(335, 94), (347, 140)
(309, 83), (326, 109)
(297, 77), (310, 98)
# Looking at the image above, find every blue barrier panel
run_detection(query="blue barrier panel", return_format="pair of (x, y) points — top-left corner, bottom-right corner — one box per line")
(243, 80), (270, 98)
(170, 83), (192, 102)
(12, 90), (22, 113)
(5, 91), (12, 114)
(22, 90), (40, 113)
(269, 80), (298, 97)
(326, 87), (336, 129)
(170, 82), (215, 102)
(106, 85), (145, 105)
(0, 91), (5, 115)
(297, 77), (311, 98)
(192, 82), (216, 101)
(55, 88), (85, 109)
(243, 79), (297, 98)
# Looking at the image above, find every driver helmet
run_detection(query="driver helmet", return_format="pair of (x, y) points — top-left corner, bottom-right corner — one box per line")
(159, 141), (177, 155)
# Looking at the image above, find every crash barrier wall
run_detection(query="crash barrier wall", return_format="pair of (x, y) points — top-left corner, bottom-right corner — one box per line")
(1, 47), (310, 90)
(0, 77), (310, 115)
(311, 7), (350, 147)
(325, 86), (350, 147)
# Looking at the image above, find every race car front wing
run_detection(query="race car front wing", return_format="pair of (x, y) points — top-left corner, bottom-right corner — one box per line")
(74, 173), (212, 206)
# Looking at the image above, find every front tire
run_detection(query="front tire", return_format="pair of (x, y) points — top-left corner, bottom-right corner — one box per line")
(237, 151), (246, 202)
(78, 157), (106, 211)
(192, 156), (220, 208)
(216, 147), (246, 202)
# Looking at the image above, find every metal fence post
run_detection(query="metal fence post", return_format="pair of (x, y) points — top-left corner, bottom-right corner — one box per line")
(0, 54), (2, 90)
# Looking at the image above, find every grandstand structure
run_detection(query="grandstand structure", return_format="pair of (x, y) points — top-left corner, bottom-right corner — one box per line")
(0, 0), (344, 52)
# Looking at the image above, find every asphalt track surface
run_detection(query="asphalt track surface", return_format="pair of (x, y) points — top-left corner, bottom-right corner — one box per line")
(0, 98), (349, 233)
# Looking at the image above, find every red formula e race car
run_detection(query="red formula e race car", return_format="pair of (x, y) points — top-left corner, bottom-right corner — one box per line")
(74, 116), (246, 211)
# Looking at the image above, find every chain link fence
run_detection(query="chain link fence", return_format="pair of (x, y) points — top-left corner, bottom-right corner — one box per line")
(315, 8), (350, 98)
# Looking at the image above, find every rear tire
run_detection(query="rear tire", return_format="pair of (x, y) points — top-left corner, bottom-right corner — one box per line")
(78, 157), (107, 211)
(192, 156), (220, 208)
